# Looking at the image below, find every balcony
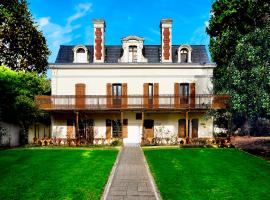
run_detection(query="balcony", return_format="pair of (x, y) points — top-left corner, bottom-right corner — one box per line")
(35, 94), (229, 111)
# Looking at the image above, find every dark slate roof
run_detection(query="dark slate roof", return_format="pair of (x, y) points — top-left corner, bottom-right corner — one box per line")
(55, 45), (210, 63)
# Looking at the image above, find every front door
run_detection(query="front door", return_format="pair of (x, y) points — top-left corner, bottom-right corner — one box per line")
(191, 119), (199, 138)
(144, 119), (154, 140)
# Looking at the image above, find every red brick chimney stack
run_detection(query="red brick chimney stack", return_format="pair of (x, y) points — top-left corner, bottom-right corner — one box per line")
(93, 19), (105, 63)
(160, 19), (172, 63)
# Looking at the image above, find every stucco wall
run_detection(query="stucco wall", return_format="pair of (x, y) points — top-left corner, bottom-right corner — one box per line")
(28, 123), (51, 143)
(51, 64), (214, 96)
(50, 112), (213, 144)
(0, 122), (20, 147)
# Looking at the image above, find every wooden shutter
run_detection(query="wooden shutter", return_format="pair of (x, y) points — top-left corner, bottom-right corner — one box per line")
(191, 119), (198, 138)
(190, 83), (196, 108)
(143, 83), (149, 108)
(105, 119), (112, 139)
(106, 83), (112, 108)
(122, 119), (128, 138)
(122, 83), (128, 108)
(178, 119), (186, 138)
(174, 83), (180, 108)
(75, 83), (85, 109)
(153, 83), (159, 108)
(67, 119), (73, 138)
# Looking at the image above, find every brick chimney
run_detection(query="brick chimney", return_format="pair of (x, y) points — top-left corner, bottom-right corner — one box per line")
(93, 19), (105, 63)
(160, 19), (172, 63)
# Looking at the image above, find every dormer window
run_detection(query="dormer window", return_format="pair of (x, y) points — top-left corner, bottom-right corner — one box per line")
(119, 36), (148, 63)
(178, 45), (192, 63)
(129, 46), (137, 62)
(73, 45), (88, 63)
(180, 49), (188, 63)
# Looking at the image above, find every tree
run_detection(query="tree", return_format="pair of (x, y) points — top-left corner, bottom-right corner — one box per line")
(0, 66), (51, 143)
(0, 0), (50, 73)
(207, 0), (270, 134)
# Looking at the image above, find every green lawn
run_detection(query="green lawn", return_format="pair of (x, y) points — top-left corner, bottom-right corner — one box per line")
(0, 148), (118, 200)
(144, 148), (270, 200)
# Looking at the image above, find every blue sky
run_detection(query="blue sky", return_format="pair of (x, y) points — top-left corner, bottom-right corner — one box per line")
(28, 0), (212, 63)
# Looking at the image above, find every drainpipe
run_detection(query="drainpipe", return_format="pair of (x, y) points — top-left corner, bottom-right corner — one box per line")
(185, 111), (190, 138)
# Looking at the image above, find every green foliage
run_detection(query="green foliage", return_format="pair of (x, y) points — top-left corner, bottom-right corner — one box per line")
(144, 148), (270, 200)
(0, 0), (50, 73)
(0, 66), (50, 139)
(0, 149), (118, 200)
(110, 139), (123, 146)
(207, 0), (270, 132)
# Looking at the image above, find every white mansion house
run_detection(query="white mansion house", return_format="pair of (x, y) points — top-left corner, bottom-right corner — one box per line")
(31, 19), (228, 145)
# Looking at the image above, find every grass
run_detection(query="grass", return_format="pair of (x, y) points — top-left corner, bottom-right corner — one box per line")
(0, 148), (118, 200)
(144, 148), (270, 200)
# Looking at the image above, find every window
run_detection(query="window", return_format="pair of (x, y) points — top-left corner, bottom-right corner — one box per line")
(144, 120), (154, 129)
(112, 83), (122, 106)
(77, 48), (85, 53)
(136, 113), (142, 120)
(180, 83), (189, 104)
(112, 119), (122, 137)
(178, 45), (192, 63)
(73, 45), (88, 63)
(148, 83), (153, 106)
(180, 49), (188, 63)
(128, 45), (137, 62)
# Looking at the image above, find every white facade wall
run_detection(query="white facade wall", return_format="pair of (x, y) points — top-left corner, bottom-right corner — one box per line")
(51, 64), (214, 96)
(51, 112), (213, 143)
(48, 63), (215, 144)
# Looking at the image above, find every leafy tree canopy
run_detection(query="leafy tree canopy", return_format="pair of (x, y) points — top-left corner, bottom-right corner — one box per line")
(0, 66), (50, 141)
(0, 0), (50, 73)
(207, 0), (270, 133)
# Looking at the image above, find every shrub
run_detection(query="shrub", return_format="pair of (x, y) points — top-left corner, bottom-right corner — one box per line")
(110, 139), (122, 146)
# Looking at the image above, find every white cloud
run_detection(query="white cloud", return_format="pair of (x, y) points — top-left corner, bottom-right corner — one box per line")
(36, 2), (93, 63)
(67, 3), (92, 26)
(38, 17), (50, 28)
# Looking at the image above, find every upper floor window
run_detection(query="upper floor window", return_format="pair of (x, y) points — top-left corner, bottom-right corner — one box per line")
(178, 45), (192, 63)
(73, 45), (88, 63)
(180, 83), (189, 104)
(112, 83), (122, 106)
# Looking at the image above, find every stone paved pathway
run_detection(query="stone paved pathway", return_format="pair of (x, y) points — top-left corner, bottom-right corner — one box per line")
(106, 147), (158, 200)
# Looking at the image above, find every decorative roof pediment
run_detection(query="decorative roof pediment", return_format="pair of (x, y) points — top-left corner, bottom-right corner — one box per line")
(122, 35), (144, 42)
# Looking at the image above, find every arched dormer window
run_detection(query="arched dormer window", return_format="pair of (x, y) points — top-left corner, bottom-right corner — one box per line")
(119, 36), (148, 63)
(178, 45), (192, 63)
(73, 45), (88, 63)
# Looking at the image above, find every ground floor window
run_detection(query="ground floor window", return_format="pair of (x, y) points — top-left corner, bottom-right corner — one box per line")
(78, 119), (94, 141)
(112, 119), (122, 137)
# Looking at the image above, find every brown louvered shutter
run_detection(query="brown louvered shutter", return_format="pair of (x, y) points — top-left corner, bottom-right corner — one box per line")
(178, 119), (186, 138)
(122, 83), (128, 108)
(105, 119), (111, 139)
(174, 83), (180, 108)
(106, 83), (112, 108)
(75, 83), (86, 108)
(153, 83), (159, 108)
(190, 83), (195, 108)
(122, 119), (128, 138)
(143, 83), (149, 108)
